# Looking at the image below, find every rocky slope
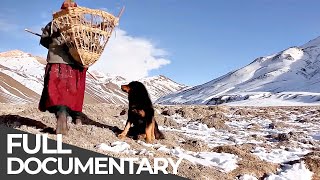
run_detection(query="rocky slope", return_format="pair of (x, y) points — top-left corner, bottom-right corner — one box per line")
(0, 104), (319, 179)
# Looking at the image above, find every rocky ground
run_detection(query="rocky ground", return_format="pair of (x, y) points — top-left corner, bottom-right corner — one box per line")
(0, 103), (319, 180)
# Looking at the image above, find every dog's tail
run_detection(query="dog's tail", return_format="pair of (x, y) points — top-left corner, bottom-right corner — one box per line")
(154, 120), (165, 139)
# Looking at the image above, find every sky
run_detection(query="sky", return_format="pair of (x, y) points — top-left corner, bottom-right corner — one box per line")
(0, 0), (320, 86)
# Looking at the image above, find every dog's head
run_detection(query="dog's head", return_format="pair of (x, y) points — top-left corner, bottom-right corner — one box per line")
(121, 81), (147, 94)
(121, 81), (152, 105)
(121, 84), (131, 93)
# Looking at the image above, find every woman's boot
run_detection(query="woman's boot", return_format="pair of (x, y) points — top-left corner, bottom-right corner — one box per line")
(56, 106), (68, 135)
(72, 117), (82, 125)
(70, 111), (83, 125)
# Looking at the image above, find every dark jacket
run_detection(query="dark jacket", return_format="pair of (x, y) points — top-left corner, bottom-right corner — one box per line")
(40, 22), (76, 65)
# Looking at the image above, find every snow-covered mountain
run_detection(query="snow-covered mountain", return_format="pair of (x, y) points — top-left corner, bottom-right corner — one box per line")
(87, 70), (185, 102)
(157, 36), (320, 106)
(0, 50), (185, 104)
(140, 75), (186, 102)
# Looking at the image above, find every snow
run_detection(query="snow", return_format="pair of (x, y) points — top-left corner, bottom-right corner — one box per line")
(96, 137), (239, 173)
(157, 36), (320, 106)
(87, 70), (185, 102)
(0, 54), (45, 95)
(155, 146), (238, 173)
(140, 75), (186, 102)
(251, 147), (309, 164)
(265, 162), (313, 180)
(163, 115), (269, 148)
(94, 107), (319, 175)
(0, 85), (30, 103)
(1, 46), (319, 179)
(96, 141), (131, 153)
(89, 70), (127, 86)
(225, 92), (320, 107)
(2, 70), (44, 94)
(96, 141), (154, 156)
(155, 109), (319, 176)
(88, 70), (185, 102)
(0, 50), (184, 104)
(238, 174), (258, 180)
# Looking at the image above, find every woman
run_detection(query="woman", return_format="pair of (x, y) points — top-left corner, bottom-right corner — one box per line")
(39, 0), (87, 135)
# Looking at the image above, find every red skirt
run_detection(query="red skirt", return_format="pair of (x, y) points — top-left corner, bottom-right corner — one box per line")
(39, 63), (87, 112)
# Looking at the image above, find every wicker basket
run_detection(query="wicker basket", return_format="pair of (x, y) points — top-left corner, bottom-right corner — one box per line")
(52, 6), (120, 67)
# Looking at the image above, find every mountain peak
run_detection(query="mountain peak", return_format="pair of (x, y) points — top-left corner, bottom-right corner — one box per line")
(157, 35), (320, 105)
(143, 75), (168, 81)
(0, 50), (30, 58)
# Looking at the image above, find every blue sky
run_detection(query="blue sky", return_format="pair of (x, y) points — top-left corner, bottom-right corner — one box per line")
(1, 0), (320, 86)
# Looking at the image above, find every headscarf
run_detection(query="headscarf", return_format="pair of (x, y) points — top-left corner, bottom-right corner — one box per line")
(60, 0), (78, 9)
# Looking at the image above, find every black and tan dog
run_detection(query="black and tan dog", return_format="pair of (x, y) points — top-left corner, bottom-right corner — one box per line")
(118, 81), (164, 143)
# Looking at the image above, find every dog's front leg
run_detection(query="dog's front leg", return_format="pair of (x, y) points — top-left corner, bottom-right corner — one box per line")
(145, 119), (155, 143)
(151, 118), (155, 141)
(118, 121), (131, 140)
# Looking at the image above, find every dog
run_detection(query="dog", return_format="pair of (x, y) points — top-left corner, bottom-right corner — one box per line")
(118, 81), (164, 143)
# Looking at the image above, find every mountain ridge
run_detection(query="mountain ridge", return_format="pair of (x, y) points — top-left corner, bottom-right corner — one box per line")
(157, 36), (320, 106)
(0, 50), (185, 104)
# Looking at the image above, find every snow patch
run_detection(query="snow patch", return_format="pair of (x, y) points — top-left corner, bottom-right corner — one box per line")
(154, 145), (238, 172)
(96, 141), (131, 153)
(265, 162), (313, 180)
(96, 141), (154, 156)
(252, 147), (309, 164)
(238, 174), (258, 180)
(167, 147), (236, 172)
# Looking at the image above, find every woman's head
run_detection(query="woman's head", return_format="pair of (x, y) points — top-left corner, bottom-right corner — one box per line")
(61, 0), (78, 9)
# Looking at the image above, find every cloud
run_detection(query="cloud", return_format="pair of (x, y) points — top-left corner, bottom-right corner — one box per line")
(90, 29), (170, 80)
